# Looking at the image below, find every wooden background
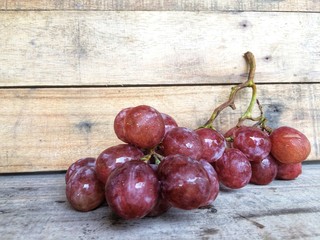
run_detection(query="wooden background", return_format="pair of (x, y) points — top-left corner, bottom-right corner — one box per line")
(0, 0), (319, 173)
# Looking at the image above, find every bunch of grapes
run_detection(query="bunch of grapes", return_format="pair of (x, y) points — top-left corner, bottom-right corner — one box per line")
(65, 52), (311, 220)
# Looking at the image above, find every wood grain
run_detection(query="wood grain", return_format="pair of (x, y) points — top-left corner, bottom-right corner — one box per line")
(0, 11), (319, 87)
(0, 84), (319, 173)
(1, 0), (320, 11)
(1, 164), (320, 239)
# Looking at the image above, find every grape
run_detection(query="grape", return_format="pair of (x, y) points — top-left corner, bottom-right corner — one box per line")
(158, 154), (210, 210)
(196, 128), (226, 163)
(105, 160), (159, 220)
(65, 157), (96, 183)
(161, 127), (203, 160)
(250, 155), (277, 185)
(146, 163), (171, 217)
(224, 126), (238, 148)
(114, 107), (132, 143)
(124, 105), (165, 149)
(270, 126), (311, 164)
(276, 161), (302, 180)
(161, 113), (178, 136)
(233, 126), (271, 162)
(147, 196), (172, 217)
(199, 160), (219, 206)
(214, 148), (252, 189)
(95, 144), (144, 185)
(66, 166), (105, 212)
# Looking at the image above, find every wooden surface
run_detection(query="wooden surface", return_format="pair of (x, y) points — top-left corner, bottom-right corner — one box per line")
(1, 11), (320, 87)
(1, 0), (319, 11)
(0, 1), (320, 173)
(1, 163), (320, 239)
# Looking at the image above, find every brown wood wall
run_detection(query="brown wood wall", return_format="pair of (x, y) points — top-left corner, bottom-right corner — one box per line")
(1, 0), (319, 173)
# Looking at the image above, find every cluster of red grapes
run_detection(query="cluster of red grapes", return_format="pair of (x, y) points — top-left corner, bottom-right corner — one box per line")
(65, 52), (311, 220)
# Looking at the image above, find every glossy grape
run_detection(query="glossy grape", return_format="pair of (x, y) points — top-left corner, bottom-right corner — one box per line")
(233, 126), (271, 162)
(158, 154), (210, 210)
(161, 127), (203, 160)
(224, 126), (238, 148)
(214, 148), (252, 189)
(199, 159), (219, 206)
(161, 113), (178, 136)
(147, 163), (171, 217)
(65, 157), (96, 183)
(66, 166), (105, 212)
(114, 107), (132, 143)
(124, 105), (165, 149)
(95, 144), (144, 185)
(276, 161), (302, 180)
(250, 155), (277, 185)
(147, 196), (172, 217)
(270, 126), (311, 164)
(105, 160), (159, 220)
(196, 128), (226, 163)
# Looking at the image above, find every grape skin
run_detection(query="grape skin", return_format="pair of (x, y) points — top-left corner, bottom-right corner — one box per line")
(158, 154), (211, 210)
(114, 107), (132, 143)
(65, 157), (96, 184)
(250, 155), (277, 185)
(270, 126), (311, 164)
(276, 161), (302, 180)
(161, 112), (178, 136)
(105, 160), (159, 220)
(196, 128), (226, 163)
(95, 144), (144, 185)
(124, 105), (165, 149)
(233, 126), (271, 162)
(214, 148), (252, 189)
(199, 160), (219, 206)
(66, 166), (105, 212)
(161, 127), (203, 160)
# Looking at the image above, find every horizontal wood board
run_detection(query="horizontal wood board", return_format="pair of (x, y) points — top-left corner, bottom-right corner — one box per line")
(0, 84), (319, 173)
(0, 11), (320, 87)
(1, 0), (320, 11)
(1, 163), (320, 239)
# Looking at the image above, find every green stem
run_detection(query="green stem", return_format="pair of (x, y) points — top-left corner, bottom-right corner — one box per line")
(237, 52), (258, 126)
(201, 51), (257, 129)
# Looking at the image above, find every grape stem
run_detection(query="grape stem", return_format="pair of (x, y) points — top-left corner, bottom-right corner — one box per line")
(140, 147), (164, 164)
(202, 51), (258, 129)
(236, 51), (258, 126)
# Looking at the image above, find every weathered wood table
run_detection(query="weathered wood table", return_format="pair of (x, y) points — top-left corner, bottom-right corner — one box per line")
(1, 1), (320, 239)
(1, 163), (320, 239)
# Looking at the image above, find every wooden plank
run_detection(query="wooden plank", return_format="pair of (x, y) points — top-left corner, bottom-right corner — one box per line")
(1, 164), (320, 239)
(0, 11), (320, 87)
(1, 0), (320, 12)
(0, 84), (319, 173)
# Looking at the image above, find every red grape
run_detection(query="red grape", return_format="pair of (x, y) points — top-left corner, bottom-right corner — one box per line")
(65, 157), (96, 183)
(161, 113), (178, 136)
(161, 127), (203, 160)
(214, 148), (252, 189)
(276, 161), (302, 180)
(158, 154), (210, 210)
(224, 126), (238, 148)
(95, 144), (144, 185)
(66, 166), (105, 212)
(233, 126), (271, 162)
(114, 107), (132, 143)
(199, 160), (219, 206)
(124, 105), (165, 149)
(196, 128), (226, 163)
(105, 160), (159, 220)
(147, 196), (172, 217)
(250, 155), (277, 185)
(270, 126), (311, 164)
